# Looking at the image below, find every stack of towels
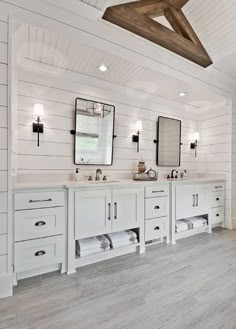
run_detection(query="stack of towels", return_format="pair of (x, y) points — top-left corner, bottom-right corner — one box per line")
(175, 217), (207, 233)
(106, 230), (138, 249)
(76, 235), (110, 257)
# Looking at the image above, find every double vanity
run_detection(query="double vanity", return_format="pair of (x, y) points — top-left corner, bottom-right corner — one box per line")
(11, 176), (225, 282)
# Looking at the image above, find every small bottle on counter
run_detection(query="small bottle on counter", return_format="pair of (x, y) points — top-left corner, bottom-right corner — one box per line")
(73, 168), (80, 181)
(183, 169), (188, 179)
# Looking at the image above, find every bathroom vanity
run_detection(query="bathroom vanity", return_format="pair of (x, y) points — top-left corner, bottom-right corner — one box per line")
(12, 177), (224, 281)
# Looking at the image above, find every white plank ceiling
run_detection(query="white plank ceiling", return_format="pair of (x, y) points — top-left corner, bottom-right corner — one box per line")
(18, 24), (224, 112)
(41, 0), (236, 81)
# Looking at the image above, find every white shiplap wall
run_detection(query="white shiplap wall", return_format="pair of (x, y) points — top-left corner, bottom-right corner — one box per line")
(199, 101), (232, 228)
(231, 103), (236, 228)
(16, 69), (203, 178)
(0, 11), (12, 297)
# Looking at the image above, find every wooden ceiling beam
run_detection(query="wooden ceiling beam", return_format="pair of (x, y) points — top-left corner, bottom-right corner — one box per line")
(102, 0), (213, 67)
(130, 0), (168, 18)
(165, 0), (189, 9)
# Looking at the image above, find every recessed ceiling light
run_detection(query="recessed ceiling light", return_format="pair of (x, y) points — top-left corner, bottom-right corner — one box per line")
(179, 92), (187, 97)
(99, 65), (108, 72)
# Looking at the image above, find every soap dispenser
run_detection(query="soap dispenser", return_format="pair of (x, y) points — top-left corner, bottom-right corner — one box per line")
(73, 168), (80, 181)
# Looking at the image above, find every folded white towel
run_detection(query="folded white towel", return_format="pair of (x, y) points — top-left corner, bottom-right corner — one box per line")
(76, 235), (110, 257)
(107, 230), (137, 243)
(111, 238), (138, 249)
(175, 221), (189, 233)
(188, 217), (207, 228)
(78, 248), (104, 258)
(106, 230), (138, 249)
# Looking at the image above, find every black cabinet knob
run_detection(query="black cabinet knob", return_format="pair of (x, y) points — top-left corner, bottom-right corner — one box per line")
(216, 198), (219, 201)
(154, 206), (160, 209)
(154, 226), (160, 230)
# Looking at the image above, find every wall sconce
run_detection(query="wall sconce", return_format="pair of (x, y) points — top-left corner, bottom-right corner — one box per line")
(190, 132), (200, 157)
(132, 120), (142, 152)
(33, 104), (44, 147)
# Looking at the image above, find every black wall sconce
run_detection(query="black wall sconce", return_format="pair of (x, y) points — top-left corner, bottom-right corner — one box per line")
(132, 120), (142, 153)
(190, 132), (200, 157)
(33, 104), (44, 147)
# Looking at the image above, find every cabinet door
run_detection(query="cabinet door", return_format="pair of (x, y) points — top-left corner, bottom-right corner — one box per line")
(176, 185), (195, 220)
(195, 185), (209, 216)
(112, 188), (142, 232)
(75, 190), (112, 239)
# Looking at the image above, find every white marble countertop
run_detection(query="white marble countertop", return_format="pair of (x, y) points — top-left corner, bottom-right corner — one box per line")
(13, 176), (225, 190)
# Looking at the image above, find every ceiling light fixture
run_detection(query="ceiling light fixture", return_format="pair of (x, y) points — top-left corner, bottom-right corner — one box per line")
(99, 65), (108, 72)
(179, 92), (187, 97)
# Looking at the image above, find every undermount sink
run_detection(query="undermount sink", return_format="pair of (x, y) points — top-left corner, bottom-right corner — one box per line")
(88, 180), (120, 184)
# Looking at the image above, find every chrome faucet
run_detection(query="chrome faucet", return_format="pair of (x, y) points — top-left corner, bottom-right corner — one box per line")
(170, 169), (178, 179)
(95, 169), (102, 181)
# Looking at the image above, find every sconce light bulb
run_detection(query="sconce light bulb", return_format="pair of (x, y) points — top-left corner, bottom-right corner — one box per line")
(33, 104), (44, 119)
(136, 120), (143, 132)
(193, 132), (200, 142)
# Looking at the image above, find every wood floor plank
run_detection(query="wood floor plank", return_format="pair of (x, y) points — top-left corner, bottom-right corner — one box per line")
(1, 228), (236, 329)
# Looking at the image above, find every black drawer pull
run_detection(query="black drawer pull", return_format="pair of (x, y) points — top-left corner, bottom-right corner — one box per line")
(29, 198), (52, 203)
(216, 214), (220, 217)
(216, 198), (220, 201)
(154, 226), (160, 230)
(152, 190), (164, 193)
(154, 206), (160, 209)
(35, 250), (46, 257)
(35, 221), (46, 227)
(215, 186), (223, 189)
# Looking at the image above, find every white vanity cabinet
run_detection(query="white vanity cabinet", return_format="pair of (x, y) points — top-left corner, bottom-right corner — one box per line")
(175, 184), (209, 220)
(171, 180), (225, 244)
(74, 187), (143, 240)
(68, 185), (144, 272)
(13, 189), (66, 281)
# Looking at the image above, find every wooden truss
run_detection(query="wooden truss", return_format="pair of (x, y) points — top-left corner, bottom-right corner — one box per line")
(103, 0), (213, 67)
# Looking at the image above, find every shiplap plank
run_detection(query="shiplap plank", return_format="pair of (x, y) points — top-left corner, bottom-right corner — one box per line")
(0, 107), (7, 128)
(0, 193), (7, 213)
(0, 21), (7, 44)
(0, 171), (7, 192)
(0, 150), (7, 170)
(0, 42), (7, 64)
(0, 85), (8, 106)
(0, 128), (7, 149)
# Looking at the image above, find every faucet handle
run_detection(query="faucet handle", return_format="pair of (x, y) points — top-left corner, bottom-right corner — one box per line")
(85, 175), (93, 181)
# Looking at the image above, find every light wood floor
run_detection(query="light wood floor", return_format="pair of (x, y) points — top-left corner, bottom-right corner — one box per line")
(1, 228), (236, 329)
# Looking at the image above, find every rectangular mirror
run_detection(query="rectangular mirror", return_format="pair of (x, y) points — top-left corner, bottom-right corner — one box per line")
(157, 116), (181, 167)
(74, 97), (115, 165)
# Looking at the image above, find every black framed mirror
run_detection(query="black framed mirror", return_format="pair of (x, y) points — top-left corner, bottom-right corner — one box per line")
(156, 116), (182, 167)
(73, 97), (115, 165)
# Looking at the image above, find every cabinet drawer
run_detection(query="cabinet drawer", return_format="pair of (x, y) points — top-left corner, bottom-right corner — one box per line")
(0, 255), (7, 274)
(14, 191), (65, 210)
(0, 213), (7, 234)
(145, 197), (168, 219)
(145, 185), (169, 198)
(0, 234), (7, 255)
(14, 236), (64, 273)
(211, 207), (224, 225)
(210, 183), (224, 192)
(15, 207), (65, 242)
(211, 192), (224, 208)
(145, 218), (167, 241)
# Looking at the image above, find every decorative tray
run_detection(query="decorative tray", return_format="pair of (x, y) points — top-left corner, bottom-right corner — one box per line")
(133, 173), (158, 181)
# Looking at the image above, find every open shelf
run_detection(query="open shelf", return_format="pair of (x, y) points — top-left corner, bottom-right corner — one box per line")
(175, 225), (209, 240)
(75, 243), (140, 268)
